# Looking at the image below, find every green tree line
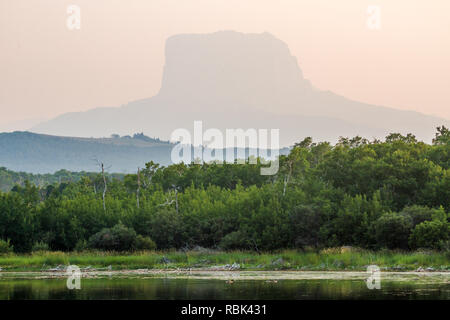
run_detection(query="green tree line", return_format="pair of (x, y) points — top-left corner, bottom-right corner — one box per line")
(0, 127), (449, 253)
(0, 168), (124, 193)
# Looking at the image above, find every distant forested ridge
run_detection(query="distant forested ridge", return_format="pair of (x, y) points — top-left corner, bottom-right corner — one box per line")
(0, 131), (288, 174)
(0, 127), (448, 253)
(0, 131), (174, 173)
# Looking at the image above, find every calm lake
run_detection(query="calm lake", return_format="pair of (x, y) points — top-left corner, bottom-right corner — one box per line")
(0, 271), (448, 300)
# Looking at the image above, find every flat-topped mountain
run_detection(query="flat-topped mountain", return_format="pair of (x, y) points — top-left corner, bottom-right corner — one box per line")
(31, 31), (448, 145)
(159, 31), (313, 111)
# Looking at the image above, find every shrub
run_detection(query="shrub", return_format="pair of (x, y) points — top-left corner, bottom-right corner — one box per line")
(149, 208), (183, 249)
(374, 213), (412, 249)
(400, 205), (434, 228)
(88, 223), (137, 251)
(439, 240), (450, 253)
(219, 231), (249, 250)
(31, 241), (50, 252)
(0, 239), (14, 255)
(409, 220), (449, 250)
(135, 235), (157, 250)
(74, 239), (88, 252)
(290, 205), (321, 248)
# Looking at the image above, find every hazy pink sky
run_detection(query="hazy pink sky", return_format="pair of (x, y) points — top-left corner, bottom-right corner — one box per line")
(1, 0), (449, 130)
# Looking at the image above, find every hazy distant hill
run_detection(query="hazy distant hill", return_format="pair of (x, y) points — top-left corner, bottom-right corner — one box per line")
(0, 131), (288, 174)
(0, 132), (173, 173)
(32, 31), (449, 145)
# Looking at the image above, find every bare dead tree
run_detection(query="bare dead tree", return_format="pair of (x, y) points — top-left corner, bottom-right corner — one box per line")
(251, 239), (261, 254)
(169, 184), (180, 213)
(283, 159), (293, 197)
(157, 194), (176, 207)
(157, 186), (179, 213)
(101, 163), (107, 211)
(93, 158), (110, 212)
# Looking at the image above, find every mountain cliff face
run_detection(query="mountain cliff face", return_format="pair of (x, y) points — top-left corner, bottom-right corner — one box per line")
(159, 31), (312, 111)
(32, 31), (448, 145)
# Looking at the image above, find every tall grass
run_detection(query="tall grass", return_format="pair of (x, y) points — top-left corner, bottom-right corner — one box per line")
(0, 249), (448, 271)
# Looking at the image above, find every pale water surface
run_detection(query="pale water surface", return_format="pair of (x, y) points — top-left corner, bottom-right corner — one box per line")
(0, 271), (448, 300)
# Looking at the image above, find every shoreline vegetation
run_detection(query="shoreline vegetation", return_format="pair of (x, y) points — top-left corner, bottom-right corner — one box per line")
(0, 128), (449, 260)
(0, 249), (448, 272)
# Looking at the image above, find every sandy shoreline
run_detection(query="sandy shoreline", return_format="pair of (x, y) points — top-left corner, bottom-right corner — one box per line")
(0, 270), (449, 282)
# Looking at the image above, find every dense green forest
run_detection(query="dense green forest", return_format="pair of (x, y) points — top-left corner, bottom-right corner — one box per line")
(0, 127), (449, 254)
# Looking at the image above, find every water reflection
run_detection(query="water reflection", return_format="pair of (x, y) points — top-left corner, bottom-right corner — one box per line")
(0, 278), (448, 300)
